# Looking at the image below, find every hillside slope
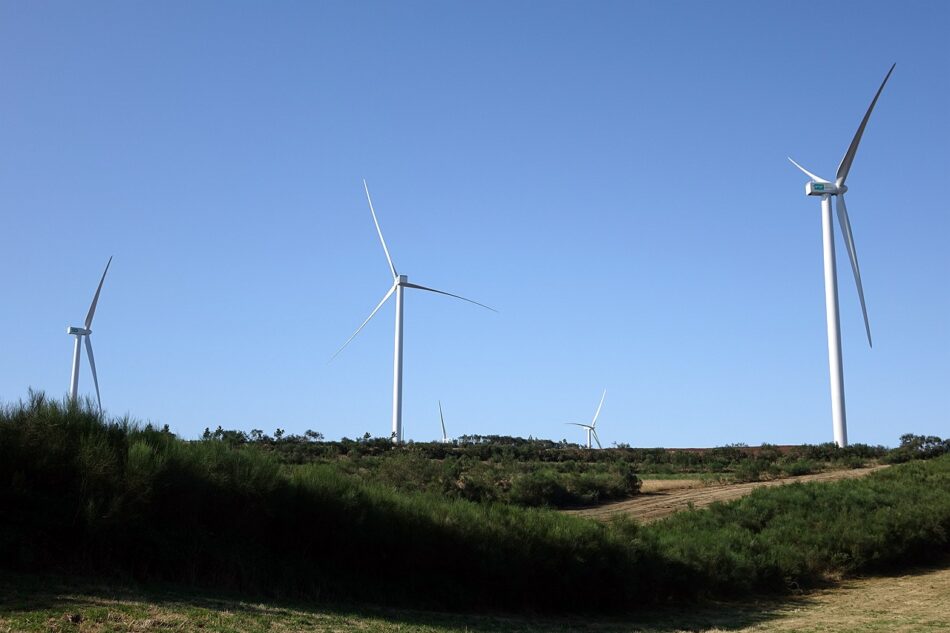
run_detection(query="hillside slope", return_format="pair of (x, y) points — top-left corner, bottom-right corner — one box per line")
(569, 466), (888, 522)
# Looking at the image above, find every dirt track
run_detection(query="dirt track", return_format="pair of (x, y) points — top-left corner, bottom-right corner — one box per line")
(567, 465), (889, 523)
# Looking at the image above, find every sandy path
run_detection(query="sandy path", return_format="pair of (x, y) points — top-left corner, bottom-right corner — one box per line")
(567, 465), (889, 523)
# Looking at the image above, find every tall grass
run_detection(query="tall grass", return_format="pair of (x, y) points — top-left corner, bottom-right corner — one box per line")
(1, 393), (948, 612)
(0, 394), (656, 610)
(641, 456), (950, 596)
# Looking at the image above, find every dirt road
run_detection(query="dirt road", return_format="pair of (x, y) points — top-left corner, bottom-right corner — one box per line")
(567, 465), (889, 523)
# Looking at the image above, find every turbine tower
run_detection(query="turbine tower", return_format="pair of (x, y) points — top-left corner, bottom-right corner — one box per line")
(566, 388), (606, 449)
(789, 64), (894, 448)
(67, 256), (112, 411)
(333, 181), (495, 443)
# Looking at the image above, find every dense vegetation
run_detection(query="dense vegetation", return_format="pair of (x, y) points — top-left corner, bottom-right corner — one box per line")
(197, 424), (913, 507)
(647, 456), (950, 596)
(1, 393), (948, 613)
(200, 427), (644, 508)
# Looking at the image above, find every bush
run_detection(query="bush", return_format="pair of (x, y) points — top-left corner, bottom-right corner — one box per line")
(781, 459), (817, 477)
(1, 393), (948, 613)
(883, 434), (950, 464)
(0, 394), (656, 611)
(510, 470), (571, 507)
(646, 456), (950, 596)
(733, 460), (763, 482)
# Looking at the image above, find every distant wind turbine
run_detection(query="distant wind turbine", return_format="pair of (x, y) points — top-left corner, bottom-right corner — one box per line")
(566, 388), (606, 449)
(439, 400), (449, 444)
(332, 181), (496, 443)
(67, 257), (112, 411)
(788, 64), (895, 448)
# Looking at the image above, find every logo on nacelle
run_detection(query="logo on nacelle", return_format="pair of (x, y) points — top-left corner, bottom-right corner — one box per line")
(814, 183), (825, 191)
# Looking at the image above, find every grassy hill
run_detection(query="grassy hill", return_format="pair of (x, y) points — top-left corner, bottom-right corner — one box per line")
(198, 419), (916, 508)
(1, 393), (948, 613)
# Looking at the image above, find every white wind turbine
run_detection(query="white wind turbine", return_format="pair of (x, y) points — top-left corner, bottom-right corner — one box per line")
(566, 389), (606, 449)
(438, 400), (449, 444)
(333, 181), (496, 443)
(67, 256), (112, 411)
(788, 64), (895, 448)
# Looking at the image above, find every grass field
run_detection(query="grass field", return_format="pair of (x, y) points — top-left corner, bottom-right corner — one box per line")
(2, 562), (948, 632)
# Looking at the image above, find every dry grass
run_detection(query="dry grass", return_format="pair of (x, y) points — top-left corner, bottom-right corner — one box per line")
(2, 562), (948, 632)
(735, 566), (950, 633)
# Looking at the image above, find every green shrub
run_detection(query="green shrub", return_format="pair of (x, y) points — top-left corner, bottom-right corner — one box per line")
(733, 460), (762, 482)
(1, 393), (948, 613)
(510, 469), (571, 506)
(647, 456), (950, 596)
(781, 459), (817, 477)
(883, 434), (950, 464)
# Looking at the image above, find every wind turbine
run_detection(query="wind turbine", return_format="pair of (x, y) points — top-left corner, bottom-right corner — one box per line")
(332, 181), (495, 443)
(67, 256), (112, 411)
(438, 400), (449, 444)
(566, 388), (606, 449)
(788, 64), (895, 448)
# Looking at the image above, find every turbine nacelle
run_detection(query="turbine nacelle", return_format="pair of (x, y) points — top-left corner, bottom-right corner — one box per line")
(67, 326), (91, 336)
(806, 182), (846, 196)
(395, 274), (408, 286)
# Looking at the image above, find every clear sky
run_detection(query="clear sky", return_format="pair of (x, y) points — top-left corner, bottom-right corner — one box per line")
(1, 1), (947, 447)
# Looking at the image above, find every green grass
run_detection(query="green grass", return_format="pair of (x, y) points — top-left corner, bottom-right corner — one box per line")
(0, 570), (798, 632)
(642, 458), (950, 596)
(1, 392), (948, 614)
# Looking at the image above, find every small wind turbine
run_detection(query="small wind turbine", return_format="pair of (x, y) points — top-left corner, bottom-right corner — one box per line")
(332, 181), (495, 443)
(566, 388), (606, 449)
(67, 256), (112, 411)
(788, 64), (895, 448)
(438, 400), (449, 444)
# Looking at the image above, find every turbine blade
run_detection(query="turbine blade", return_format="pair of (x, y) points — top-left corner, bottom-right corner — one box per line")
(363, 180), (398, 280)
(439, 400), (447, 441)
(565, 423), (593, 429)
(84, 336), (102, 412)
(836, 63), (896, 186)
(331, 284), (396, 360)
(787, 157), (830, 184)
(84, 256), (113, 329)
(591, 429), (603, 449)
(836, 195), (872, 347)
(591, 388), (607, 427)
(402, 282), (497, 312)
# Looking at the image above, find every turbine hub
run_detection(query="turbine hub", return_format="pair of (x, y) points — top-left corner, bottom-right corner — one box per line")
(67, 326), (91, 336)
(806, 182), (842, 196)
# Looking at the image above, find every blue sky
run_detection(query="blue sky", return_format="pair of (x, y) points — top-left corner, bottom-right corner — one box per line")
(1, 1), (947, 447)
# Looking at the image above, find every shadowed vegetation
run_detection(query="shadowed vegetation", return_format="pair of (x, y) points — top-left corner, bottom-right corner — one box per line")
(6, 563), (950, 632)
(1, 392), (948, 614)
